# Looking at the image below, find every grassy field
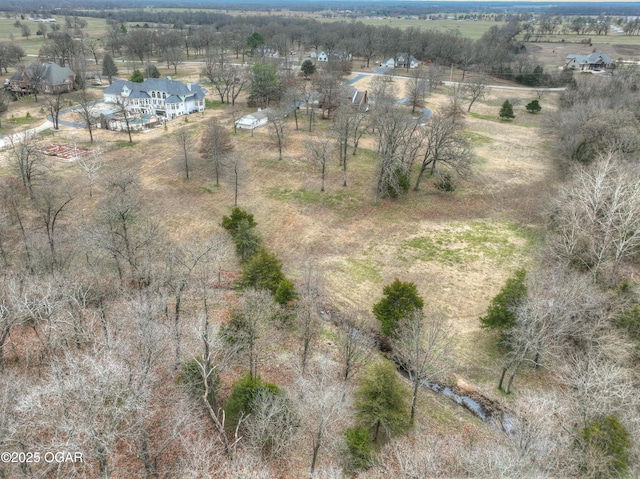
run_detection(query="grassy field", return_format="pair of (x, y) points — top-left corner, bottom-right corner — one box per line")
(0, 15), (110, 56)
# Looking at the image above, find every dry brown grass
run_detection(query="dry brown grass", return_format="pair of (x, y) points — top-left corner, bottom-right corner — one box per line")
(0, 76), (558, 395)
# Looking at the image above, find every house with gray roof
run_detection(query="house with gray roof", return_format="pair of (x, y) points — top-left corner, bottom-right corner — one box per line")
(103, 77), (206, 119)
(7, 62), (74, 96)
(565, 52), (614, 71)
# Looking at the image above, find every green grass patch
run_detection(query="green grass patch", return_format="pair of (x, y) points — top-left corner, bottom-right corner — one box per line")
(6, 114), (41, 126)
(38, 129), (55, 137)
(461, 130), (493, 145)
(339, 258), (383, 284)
(468, 112), (498, 122)
(205, 99), (226, 110)
(400, 221), (532, 266)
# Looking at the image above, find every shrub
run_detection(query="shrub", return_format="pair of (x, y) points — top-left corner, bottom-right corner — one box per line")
(435, 171), (455, 191)
(239, 246), (286, 296)
(343, 426), (374, 472)
(616, 305), (640, 343)
(373, 279), (424, 337)
(499, 100), (515, 120)
(222, 207), (257, 236)
(274, 278), (298, 306)
(129, 69), (144, 83)
(525, 99), (542, 114)
(178, 357), (219, 407)
(581, 416), (631, 477)
(385, 166), (411, 199)
(480, 268), (527, 332)
(224, 372), (281, 430)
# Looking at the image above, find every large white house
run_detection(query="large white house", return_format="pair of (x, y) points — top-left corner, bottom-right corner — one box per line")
(103, 78), (206, 119)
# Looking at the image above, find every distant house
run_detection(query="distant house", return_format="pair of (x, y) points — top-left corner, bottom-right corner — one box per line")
(103, 78), (206, 119)
(395, 53), (419, 69)
(255, 45), (280, 58)
(235, 110), (269, 130)
(565, 52), (614, 71)
(347, 87), (369, 111)
(380, 54), (419, 69)
(7, 62), (75, 96)
(380, 57), (396, 68)
(317, 50), (352, 63)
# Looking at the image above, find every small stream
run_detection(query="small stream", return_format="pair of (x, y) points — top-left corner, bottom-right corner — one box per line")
(422, 381), (489, 420)
(321, 308), (517, 433)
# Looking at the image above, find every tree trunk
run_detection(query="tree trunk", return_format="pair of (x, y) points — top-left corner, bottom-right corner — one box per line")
(410, 379), (419, 424)
(498, 366), (509, 391)
(310, 428), (322, 475)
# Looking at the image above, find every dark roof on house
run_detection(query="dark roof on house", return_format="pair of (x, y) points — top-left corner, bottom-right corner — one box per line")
(10, 62), (74, 85)
(104, 77), (205, 100)
(566, 52), (614, 65)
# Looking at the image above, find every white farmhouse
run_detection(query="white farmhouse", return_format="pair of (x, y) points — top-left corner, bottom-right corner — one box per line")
(103, 78), (206, 119)
(317, 51), (329, 62)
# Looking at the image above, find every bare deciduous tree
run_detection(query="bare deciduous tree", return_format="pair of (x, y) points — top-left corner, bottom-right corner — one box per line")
(464, 74), (490, 112)
(8, 132), (46, 199)
(307, 134), (333, 192)
(406, 68), (428, 113)
(337, 310), (373, 384)
(199, 122), (233, 186)
(392, 309), (454, 423)
(413, 114), (472, 191)
(267, 109), (287, 161)
(226, 289), (278, 379)
(44, 93), (62, 129)
(76, 148), (103, 197)
(549, 152), (640, 278)
(372, 107), (420, 202)
(244, 387), (298, 460)
(33, 184), (74, 272)
(296, 360), (345, 475)
(174, 127), (195, 179)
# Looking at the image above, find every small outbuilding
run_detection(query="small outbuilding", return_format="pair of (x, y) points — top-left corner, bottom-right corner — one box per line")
(235, 110), (269, 130)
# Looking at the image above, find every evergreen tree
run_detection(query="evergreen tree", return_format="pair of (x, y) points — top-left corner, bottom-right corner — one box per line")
(247, 32), (265, 51)
(233, 219), (262, 264)
(222, 207), (257, 236)
(129, 69), (144, 83)
(480, 268), (527, 332)
(102, 54), (118, 84)
(373, 279), (424, 337)
(248, 62), (282, 108)
(300, 59), (316, 78)
(499, 99), (515, 120)
(525, 99), (541, 114)
(240, 246), (286, 296)
(355, 361), (409, 443)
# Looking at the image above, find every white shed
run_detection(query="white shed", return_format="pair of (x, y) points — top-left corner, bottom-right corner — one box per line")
(235, 111), (269, 130)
